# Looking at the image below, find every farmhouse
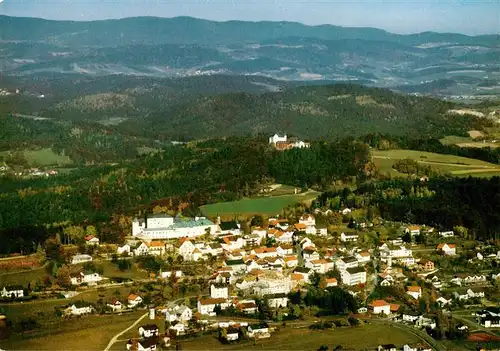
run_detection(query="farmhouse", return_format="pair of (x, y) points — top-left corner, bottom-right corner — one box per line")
(65, 304), (92, 316)
(70, 272), (103, 285)
(407, 286), (422, 300)
(265, 293), (288, 309)
(132, 214), (217, 240)
(128, 294), (143, 308)
(139, 324), (159, 338)
(107, 299), (124, 312)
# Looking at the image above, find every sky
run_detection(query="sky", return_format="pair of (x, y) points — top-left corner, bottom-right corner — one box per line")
(0, 0), (498, 35)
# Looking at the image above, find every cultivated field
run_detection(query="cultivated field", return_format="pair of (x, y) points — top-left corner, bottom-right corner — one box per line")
(201, 190), (320, 217)
(372, 149), (500, 178)
(0, 148), (72, 166)
(180, 324), (423, 351)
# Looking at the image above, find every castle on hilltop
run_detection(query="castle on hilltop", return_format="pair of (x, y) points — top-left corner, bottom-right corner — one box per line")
(268, 134), (310, 151)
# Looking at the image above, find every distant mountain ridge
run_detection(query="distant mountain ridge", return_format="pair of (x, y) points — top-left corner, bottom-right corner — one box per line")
(1, 15), (499, 97)
(1, 15), (498, 47)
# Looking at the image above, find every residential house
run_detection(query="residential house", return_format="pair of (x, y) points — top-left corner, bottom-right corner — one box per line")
(402, 312), (422, 323)
(85, 235), (100, 246)
(291, 272), (306, 287)
(340, 232), (358, 242)
(221, 236), (245, 252)
(437, 243), (456, 256)
(274, 231), (294, 244)
(225, 327), (240, 341)
(355, 251), (371, 263)
(379, 244), (414, 266)
(160, 270), (182, 279)
(208, 243), (223, 256)
(65, 304), (92, 316)
(341, 208), (352, 215)
(305, 259), (334, 274)
(479, 316), (500, 328)
(336, 256), (359, 272)
(139, 324), (159, 338)
(178, 239), (196, 260)
(128, 294), (143, 308)
(418, 260), (435, 271)
(224, 259), (246, 274)
(407, 286), (422, 300)
(71, 254), (93, 264)
(210, 283), (229, 299)
(283, 255), (299, 268)
(117, 244), (131, 255)
(133, 242), (150, 256)
(378, 345), (397, 351)
(299, 214), (316, 227)
(266, 293), (288, 309)
(248, 322), (270, 339)
(127, 339), (157, 351)
(252, 247), (278, 258)
(405, 225), (421, 236)
(302, 247), (320, 261)
(165, 305), (192, 323)
(146, 241), (166, 256)
(236, 299), (258, 314)
(438, 231), (454, 238)
(107, 299), (124, 312)
(341, 267), (367, 286)
(369, 300), (391, 315)
(293, 267), (312, 283)
(403, 343), (433, 351)
(197, 298), (231, 316)
(436, 296), (452, 307)
(324, 278), (338, 288)
(1, 286), (24, 299)
(276, 245), (293, 257)
(70, 272), (102, 285)
(454, 288), (485, 301)
(218, 220), (241, 236)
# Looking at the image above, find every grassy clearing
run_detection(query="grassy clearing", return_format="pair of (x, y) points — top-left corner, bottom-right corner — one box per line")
(440, 135), (474, 145)
(180, 324), (422, 351)
(201, 191), (320, 217)
(0, 148), (72, 166)
(372, 149), (500, 178)
(0, 266), (47, 287)
(0, 311), (145, 351)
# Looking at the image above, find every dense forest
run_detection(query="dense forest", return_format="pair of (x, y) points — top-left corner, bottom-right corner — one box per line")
(0, 137), (370, 254)
(315, 177), (500, 241)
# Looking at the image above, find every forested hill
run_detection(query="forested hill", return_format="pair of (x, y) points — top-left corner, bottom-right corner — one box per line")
(123, 84), (486, 140)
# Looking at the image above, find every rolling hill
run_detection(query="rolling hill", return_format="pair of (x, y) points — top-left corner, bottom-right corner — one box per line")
(1, 16), (499, 97)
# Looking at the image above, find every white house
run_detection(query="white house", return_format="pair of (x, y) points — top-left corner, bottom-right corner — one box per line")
(1, 286), (24, 299)
(437, 243), (456, 256)
(139, 324), (159, 338)
(107, 299), (124, 312)
(210, 283), (229, 299)
(178, 239), (196, 260)
(325, 278), (338, 288)
(132, 214), (217, 240)
(65, 304), (92, 316)
(117, 244), (131, 255)
(340, 232), (358, 242)
(84, 235), (100, 246)
(341, 267), (367, 286)
(406, 286), (422, 300)
(160, 270), (183, 279)
(134, 242), (150, 256)
(266, 293), (288, 309)
(269, 134), (287, 144)
(336, 256), (359, 272)
(356, 251), (371, 263)
(71, 254), (93, 265)
(165, 305), (192, 323)
(248, 323), (270, 339)
(197, 298), (231, 316)
(146, 241), (166, 256)
(128, 294), (143, 308)
(403, 343), (432, 351)
(70, 272), (102, 285)
(302, 247), (320, 261)
(305, 259), (334, 274)
(439, 231), (454, 238)
(369, 300), (391, 315)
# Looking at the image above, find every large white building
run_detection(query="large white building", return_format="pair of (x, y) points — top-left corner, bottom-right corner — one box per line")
(132, 214), (218, 240)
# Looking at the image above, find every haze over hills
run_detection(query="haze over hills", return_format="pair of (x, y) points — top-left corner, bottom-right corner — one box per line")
(1, 15), (499, 97)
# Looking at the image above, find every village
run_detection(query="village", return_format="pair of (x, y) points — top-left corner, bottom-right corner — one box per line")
(1, 203), (499, 351)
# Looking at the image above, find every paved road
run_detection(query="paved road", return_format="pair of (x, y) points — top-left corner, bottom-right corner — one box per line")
(103, 312), (148, 351)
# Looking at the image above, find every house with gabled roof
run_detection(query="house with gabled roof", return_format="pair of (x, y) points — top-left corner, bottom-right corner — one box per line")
(85, 235), (100, 246)
(305, 259), (334, 274)
(341, 266), (366, 286)
(128, 294), (143, 308)
(146, 241), (166, 256)
(407, 286), (422, 299)
(437, 243), (456, 256)
(340, 232), (358, 242)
